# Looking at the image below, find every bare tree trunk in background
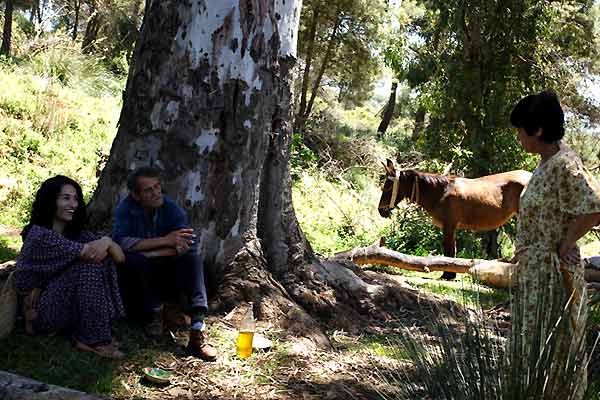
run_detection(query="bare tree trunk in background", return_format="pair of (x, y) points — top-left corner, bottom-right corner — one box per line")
(1, 0), (14, 56)
(127, 0), (144, 61)
(301, 15), (340, 132)
(88, 0), (441, 345)
(377, 81), (398, 138)
(411, 106), (426, 142)
(294, 8), (319, 134)
(29, 1), (37, 24)
(71, 0), (80, 40)
(36, 0), (43, 25)
(460, 5), (499, 259)
(81, 8), (101, 53)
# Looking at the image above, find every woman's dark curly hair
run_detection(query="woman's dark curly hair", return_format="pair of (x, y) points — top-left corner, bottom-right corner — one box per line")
(510, 89), (565, 143)
(21, 175), (86, 240)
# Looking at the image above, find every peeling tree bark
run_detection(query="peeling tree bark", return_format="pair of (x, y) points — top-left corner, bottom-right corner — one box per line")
(87, 0), (446, 346)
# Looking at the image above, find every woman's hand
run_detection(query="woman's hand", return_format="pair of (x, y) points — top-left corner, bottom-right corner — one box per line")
(559, 240), (581, 265)
(80, 237), (112, 264)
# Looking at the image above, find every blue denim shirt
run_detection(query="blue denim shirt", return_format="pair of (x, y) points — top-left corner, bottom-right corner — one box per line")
(113, 194), (192, 251)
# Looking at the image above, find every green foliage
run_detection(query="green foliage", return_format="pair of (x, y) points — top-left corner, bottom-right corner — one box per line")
(3, 1), (143, 76)
(300, 95), (398, 178)
(0, 235), (20, 263)
(290, 132), (318, 180)
(25, 32), (123, 96)
(292, 168), (389, 256)
(78, 0), (144, 75)
(385, 0), (597, 176)
(295, 0), (388, 129)
(380, 205), (487, 259)
(0, 44), (122, 227)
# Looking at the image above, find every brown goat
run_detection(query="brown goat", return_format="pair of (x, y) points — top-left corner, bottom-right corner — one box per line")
(378, 159), (531, 279)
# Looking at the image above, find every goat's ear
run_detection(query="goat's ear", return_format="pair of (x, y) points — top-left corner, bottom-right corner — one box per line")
(385, 158), (396, 175)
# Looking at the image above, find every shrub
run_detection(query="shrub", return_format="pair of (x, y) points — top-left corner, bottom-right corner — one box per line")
(24, 32), (122, 97)
(374, 286), (595, 400)
(0, 54), (122, 227)
(380, 205), (487, 259)
(292, 168), (390, 256)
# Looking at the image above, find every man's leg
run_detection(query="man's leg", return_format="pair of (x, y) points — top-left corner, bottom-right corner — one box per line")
(119, 252), (165, 334)
(173, 252), (216, 360)
(173, 252), (208, 317)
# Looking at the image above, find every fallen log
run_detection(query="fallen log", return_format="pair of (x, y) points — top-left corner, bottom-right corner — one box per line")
(331, 239), (516, 288)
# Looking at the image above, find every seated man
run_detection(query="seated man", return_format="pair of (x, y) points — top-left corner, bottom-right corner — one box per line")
(113, 166), (217, 361)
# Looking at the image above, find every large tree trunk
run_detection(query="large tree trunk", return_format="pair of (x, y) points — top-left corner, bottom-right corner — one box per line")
(1, 0), (14, 57)
(88, 0), (445, 346)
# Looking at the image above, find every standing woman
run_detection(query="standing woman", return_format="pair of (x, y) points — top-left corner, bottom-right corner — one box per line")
(510, 90), (600, 398)
(15, 175), (126, 359)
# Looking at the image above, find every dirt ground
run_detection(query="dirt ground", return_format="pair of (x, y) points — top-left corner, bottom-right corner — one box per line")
(2, 259), (600, 399)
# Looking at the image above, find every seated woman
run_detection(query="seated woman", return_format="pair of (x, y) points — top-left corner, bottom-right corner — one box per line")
(15, 175), (126, 359)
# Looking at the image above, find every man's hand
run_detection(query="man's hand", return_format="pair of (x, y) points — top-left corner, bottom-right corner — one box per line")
(81, 236), (112, 264)
(108, 241), (126, 264)
(559, 240), (581, 265)
(165, 228), (195, 253)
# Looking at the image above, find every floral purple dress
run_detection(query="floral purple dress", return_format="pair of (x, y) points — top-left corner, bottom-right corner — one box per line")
(15, 225), (124, 346)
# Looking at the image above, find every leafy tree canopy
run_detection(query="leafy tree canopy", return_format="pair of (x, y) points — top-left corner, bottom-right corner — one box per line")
(295, 0), (388, 131)
(386, 0), (598, 175)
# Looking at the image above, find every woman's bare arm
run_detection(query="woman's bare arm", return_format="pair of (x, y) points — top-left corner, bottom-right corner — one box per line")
(559, 212), (600, 263)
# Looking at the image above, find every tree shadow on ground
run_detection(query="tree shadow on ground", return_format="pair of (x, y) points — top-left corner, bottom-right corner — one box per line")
(0, 320), (179, 396)
(284, 376), (384, 399)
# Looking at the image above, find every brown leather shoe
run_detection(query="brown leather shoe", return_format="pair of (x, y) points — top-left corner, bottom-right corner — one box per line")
(187, 330), (217, 361)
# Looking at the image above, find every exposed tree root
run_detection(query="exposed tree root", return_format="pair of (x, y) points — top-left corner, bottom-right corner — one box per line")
(210, 238), (465, 351)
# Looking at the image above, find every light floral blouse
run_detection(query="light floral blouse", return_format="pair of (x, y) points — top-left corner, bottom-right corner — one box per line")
(513, 147), (600, 399)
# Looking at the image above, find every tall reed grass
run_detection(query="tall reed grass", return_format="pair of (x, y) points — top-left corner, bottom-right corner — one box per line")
(372, 281), (598, 400)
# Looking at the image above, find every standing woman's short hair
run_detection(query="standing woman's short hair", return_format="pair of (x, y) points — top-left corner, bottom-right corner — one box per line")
(21, 175), (86, 240)
(510, 90), (565, 143)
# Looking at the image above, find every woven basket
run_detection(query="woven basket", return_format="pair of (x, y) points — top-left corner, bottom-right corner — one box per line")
(0, 271), (17, 339)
